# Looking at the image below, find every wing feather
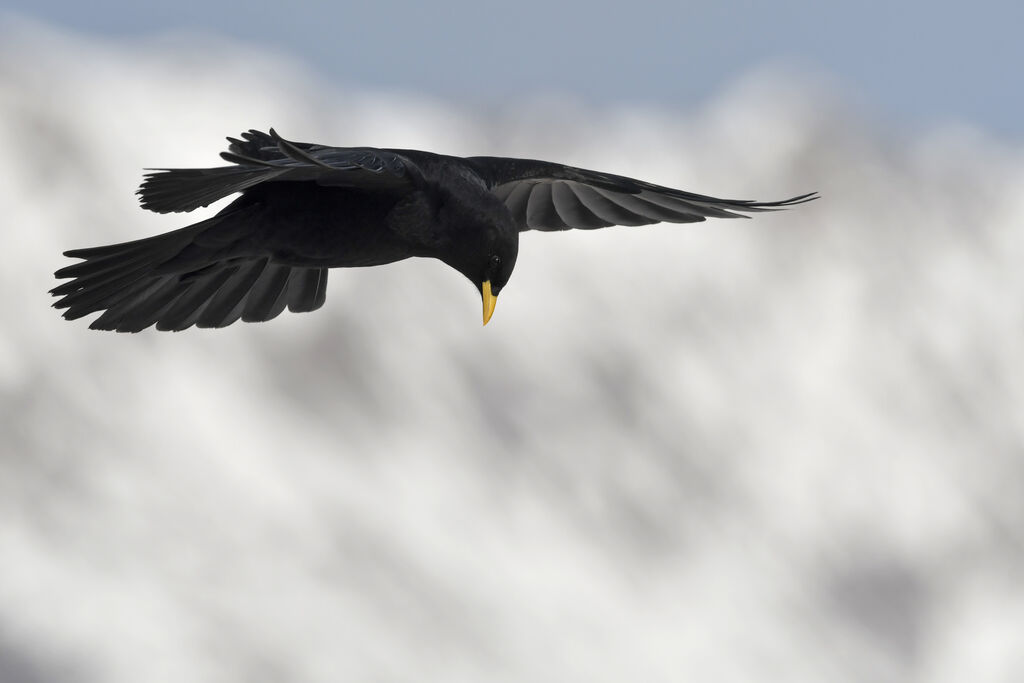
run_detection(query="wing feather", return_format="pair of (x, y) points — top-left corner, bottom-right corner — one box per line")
(568, 183), (652, 227)
(591, 187), (708, 223)
(526, 183), (568, 229)
(242, 263), (292, 323)
(287, 268), (328, 313)
(551, 181), (613, 229)
(196, 259), (268, 328)
(503, 182), (534, 226)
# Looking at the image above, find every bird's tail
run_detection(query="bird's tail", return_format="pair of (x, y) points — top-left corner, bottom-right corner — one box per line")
(51, 210), (328, 332)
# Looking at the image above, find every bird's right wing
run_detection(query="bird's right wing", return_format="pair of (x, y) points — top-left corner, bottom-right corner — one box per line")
(138, 129), (416, 214)
(465, 156), (817, 231)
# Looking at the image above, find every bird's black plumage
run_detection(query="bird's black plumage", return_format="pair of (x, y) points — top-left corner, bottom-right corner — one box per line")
(51, 129), (817, 331)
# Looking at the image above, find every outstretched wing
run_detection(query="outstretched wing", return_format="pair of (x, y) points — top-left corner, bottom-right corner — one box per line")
(51, 206), (329, 332)
(465, 156), (817, 231)
(138, 129), (415, 214)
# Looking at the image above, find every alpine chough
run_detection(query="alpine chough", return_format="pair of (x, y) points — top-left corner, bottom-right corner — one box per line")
(51, 129), (817, 331)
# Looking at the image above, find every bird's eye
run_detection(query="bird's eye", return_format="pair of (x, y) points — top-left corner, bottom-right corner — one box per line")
(489, 255), (502, 271)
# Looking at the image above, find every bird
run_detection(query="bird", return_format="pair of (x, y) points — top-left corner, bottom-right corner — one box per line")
(51, 129), (817, 332)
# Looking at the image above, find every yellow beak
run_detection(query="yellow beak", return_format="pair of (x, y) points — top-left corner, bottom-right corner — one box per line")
(482, 280), (498, 325)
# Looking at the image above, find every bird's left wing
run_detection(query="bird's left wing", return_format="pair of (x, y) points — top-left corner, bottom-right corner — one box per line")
(138, 129), (415, 214)
(465, 156), (817, 231)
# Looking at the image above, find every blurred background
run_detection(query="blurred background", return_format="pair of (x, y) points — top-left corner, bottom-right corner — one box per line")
(2, 3), (1023, 682)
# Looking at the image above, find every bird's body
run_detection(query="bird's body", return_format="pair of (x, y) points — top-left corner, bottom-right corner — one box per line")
(224, 182), (426, 268)
(52, 129), (816, 331)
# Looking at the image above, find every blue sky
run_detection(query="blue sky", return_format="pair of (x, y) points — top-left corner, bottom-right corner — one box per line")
(4, 0), (1023, 138)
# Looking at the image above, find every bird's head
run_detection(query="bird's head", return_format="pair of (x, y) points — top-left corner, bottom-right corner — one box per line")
(436, 189), (519, 325)
(476, 247), (517, 325)
(444, 229), (518, 325)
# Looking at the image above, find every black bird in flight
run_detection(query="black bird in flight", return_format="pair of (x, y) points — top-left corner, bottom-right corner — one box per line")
(52, 129), (817, 332)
